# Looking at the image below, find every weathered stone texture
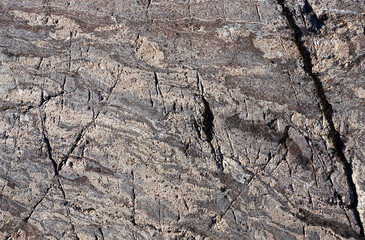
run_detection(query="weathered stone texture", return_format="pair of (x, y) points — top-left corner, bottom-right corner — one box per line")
(0, 0), (364, 239)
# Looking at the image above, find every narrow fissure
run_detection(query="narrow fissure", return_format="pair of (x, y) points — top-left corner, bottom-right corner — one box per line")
(153, 72), (159, 96)
(202, 97), (214, 142)
(39, 108), (59, 176)
(202, 96), (224, 171)
(43, 133), (58, 175)
(196, 72), (224, 171)
(23, 185), (52, 222)
(131, 170), (136, 226)
(277, 0), (364, 236)
(98, 227), (104, 240)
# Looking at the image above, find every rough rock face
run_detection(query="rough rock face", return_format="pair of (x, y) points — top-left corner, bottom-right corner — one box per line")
(0, 0), (364, 239)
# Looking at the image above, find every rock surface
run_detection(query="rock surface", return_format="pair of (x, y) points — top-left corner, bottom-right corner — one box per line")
(0, 0), (364, 239)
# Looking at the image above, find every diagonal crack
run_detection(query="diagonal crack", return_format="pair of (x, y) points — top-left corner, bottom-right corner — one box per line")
(39, 108), (58, 176)
(55, 108), (102, 173)
(201, 97), (214, 142)
(8, 182), (54, 238)
(277, 0), (364, 236)
(146, 0), (152, 11)
(98, 227), (105, 240)
(220, 169), (255, 219)
(57, 124), (90, 172)
(23, 184), (52, 223)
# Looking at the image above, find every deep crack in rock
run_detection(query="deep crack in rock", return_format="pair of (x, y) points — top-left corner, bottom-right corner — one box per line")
(277, 0), (364, 236)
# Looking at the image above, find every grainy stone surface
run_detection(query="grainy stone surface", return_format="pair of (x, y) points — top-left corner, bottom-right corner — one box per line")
(0, 0), (364, 239)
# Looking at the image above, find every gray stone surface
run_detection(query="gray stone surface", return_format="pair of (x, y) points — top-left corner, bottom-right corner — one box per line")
(0, 0), (364, 239)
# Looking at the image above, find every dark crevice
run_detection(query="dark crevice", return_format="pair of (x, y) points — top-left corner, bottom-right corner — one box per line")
(42, 132), (58, 175)
(130, 171), (137, 240)
(183, 141), (190, 157)
(98, 227), (104, 240)
(57, 178), (67, 202)
(196, 72), (204, 96)
(208, 215), (217, 229)
(202, 97), (214, 142)
(202, 96), (224, 171)
(197, 71), (223, 171)
(277, 0), (364, 237)
(36, 57), (43, 70)
(131, 170), (136, 226)
(107, 78), (119, 101)
(7, 184), (53, 239)
(154, 72), (158, 88)
(155, 72), (164, 98)
(301, 0), (326, 32)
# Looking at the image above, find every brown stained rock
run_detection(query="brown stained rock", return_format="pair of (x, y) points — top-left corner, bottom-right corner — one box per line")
(0, 0), (364, 239)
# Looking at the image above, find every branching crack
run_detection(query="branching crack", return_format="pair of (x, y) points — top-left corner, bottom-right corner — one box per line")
(277, 0), (364, 236)
(39, 98), (97, 176)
